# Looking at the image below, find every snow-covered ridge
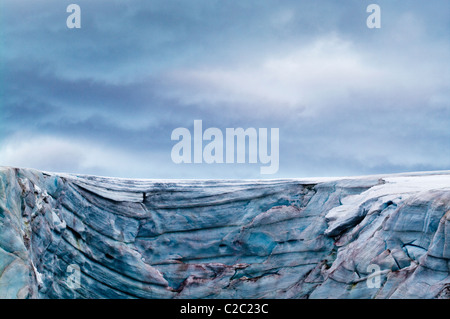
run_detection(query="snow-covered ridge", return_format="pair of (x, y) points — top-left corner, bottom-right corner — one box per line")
(0, 167), (449, 298)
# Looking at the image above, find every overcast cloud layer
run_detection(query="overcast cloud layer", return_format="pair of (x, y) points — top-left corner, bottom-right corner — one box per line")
(1, 0), (449, 178)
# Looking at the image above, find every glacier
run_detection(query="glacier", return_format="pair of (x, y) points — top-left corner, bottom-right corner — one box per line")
(0, 166), (450, 299)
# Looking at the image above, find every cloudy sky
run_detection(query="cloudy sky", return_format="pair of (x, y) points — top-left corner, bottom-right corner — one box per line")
(0, 0), (449, 178)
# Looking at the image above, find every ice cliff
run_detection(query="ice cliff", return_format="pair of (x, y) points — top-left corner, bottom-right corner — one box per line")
(1, 167), (450, 299)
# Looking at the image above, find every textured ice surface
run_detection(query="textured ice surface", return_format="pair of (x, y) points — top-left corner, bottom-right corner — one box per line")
(0, 167), (450, 299)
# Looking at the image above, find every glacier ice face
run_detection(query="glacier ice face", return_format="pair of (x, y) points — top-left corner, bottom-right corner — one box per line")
(0, 167), (450, 299)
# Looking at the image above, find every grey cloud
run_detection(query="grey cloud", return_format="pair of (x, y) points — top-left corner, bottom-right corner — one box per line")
(0, 0), (449, 178)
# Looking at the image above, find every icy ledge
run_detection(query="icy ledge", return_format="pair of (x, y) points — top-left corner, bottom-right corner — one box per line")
(0, 167), (450, 299)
